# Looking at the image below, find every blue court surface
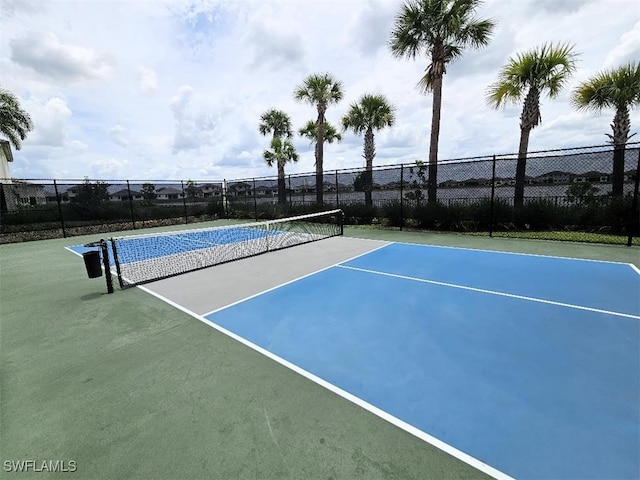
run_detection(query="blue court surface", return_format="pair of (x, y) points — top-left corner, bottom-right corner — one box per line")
(197, 243), (639, 480)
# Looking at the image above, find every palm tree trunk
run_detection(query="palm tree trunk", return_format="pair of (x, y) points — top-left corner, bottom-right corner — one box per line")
(427, 74), (443, 204)
(316, 108), (326, 205)
(277, 162), (286, 205)
(515, 88), (540, 209)
(364, 127), (375, 207)
(611, 107), (630, 199)
(514, 127), (531, 209)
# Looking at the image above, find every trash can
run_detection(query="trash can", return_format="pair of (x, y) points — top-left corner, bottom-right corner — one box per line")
(83, 250), (103, 278)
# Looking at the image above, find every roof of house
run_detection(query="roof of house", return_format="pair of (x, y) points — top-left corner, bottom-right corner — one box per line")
(156, 187), (182, 194)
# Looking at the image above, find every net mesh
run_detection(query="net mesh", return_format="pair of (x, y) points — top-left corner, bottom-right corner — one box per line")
(111, 209), (343, 286)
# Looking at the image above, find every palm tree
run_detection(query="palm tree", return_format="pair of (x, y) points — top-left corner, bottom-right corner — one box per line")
(299, 121), (342, 147)
(293, 73), (344, 205)
(389, 0), (495, 204)
(259, 108), (293, 140)
(571, 62), (640, 199)
(263, 137), (299, 204)
(0, 87), (33, 150)
(486, 42), (578, 208)
(299, 120), (342, 200)
(259, 109), (294, 204)
(341, 94), (396, 206)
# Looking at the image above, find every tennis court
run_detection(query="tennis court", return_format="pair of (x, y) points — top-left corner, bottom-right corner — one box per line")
(65, 215), (640, 480)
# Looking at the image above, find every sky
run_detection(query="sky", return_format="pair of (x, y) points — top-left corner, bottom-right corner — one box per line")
(1, 0), (639, 182)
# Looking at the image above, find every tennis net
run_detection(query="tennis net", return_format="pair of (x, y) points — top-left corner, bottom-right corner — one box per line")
(110, 209), (344, 286)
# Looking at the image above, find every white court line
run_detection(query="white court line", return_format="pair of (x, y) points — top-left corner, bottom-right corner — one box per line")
(202, 239), (390, 317)
(386, 240), (640, 276)
(137, 281), (513, 480)
(338, 264), (640, 320)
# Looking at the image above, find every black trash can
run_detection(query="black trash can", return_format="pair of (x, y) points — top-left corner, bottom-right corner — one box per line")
(83, 250), (103, 278)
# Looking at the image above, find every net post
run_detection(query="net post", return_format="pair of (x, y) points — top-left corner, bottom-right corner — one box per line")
(53, 179), (67, 238)
(110, 238), (125, 289)
(100, 239), (114, 294)
(338, 209), (344, 236)
(265, 221), (271, 251)
(627, 149), (640, 247)
(489, 154), (496, 238)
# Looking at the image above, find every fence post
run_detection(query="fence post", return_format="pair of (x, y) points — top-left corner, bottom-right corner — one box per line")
(253, 178), (257, 221)
(627, 149), (640, 247)
(222, 179), (229, 218)
(53, 180), (67, 238)
(288, 175), (292, 214)
(335, 170), (339, 208)
(181, 180), (188, 224)
(126, 180), (136, 230)
(400, 164), (404, 231)
(489, 155), (496, 237)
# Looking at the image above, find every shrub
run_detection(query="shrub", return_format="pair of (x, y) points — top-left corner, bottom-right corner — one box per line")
(340, 203), (377, 225)
(516, 199), (563, 230)
(413, 202), (465, 231)
(470, 198), (513, 230)
(380, 200), (404, 227)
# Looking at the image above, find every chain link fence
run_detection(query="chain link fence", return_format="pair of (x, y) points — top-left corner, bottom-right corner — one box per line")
(1, 144), (639, 246)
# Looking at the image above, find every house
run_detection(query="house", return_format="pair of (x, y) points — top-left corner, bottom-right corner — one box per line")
(439, 179), (461, 188)
(0, 140), (12, 181)
(492, 176), (515, 186)
(0, 140), (15, 211)
(336, 182), (354, 192)
(253, 185), (278, 196)
(461, 177), (491, 187)
(0, 142), (48, 211)
(156, 187), (184, 200)
(292, 183), (315, 194)
(109, 189), (142, 201)
(323, 181), (337, 192)
(573, 171), (609, 183)
(535, 171), (573, 184)
(227, 182), (252, 196)
(200, 183), (222, 197)
(1, 180), (47, 210)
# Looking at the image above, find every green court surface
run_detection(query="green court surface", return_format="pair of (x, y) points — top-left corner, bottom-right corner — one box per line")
(1, 223), (638, 480)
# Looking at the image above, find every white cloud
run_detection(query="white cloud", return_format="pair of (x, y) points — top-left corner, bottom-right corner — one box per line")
(10, 32), (113, 82)
(27, 97), (72, 147)
(137, 66), (159, 95)
(603, 21), (640, 69)
(109, 125), (129, 147)
(170, 85), (220, 153)
(89, 157), (130, 178)
(1, 0), (638, 181)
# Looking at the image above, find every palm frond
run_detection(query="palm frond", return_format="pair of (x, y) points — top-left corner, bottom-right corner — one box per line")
(299, 120), (342, 144)
(293, 73), (344, 107)
(0, 88), (34, 150)
(342, 94), (396, 135)
(486, 42), (579, 108)
(390, 0), (495, 95)
(258, 108), (293, 139)
(571, 61), (640, 112)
